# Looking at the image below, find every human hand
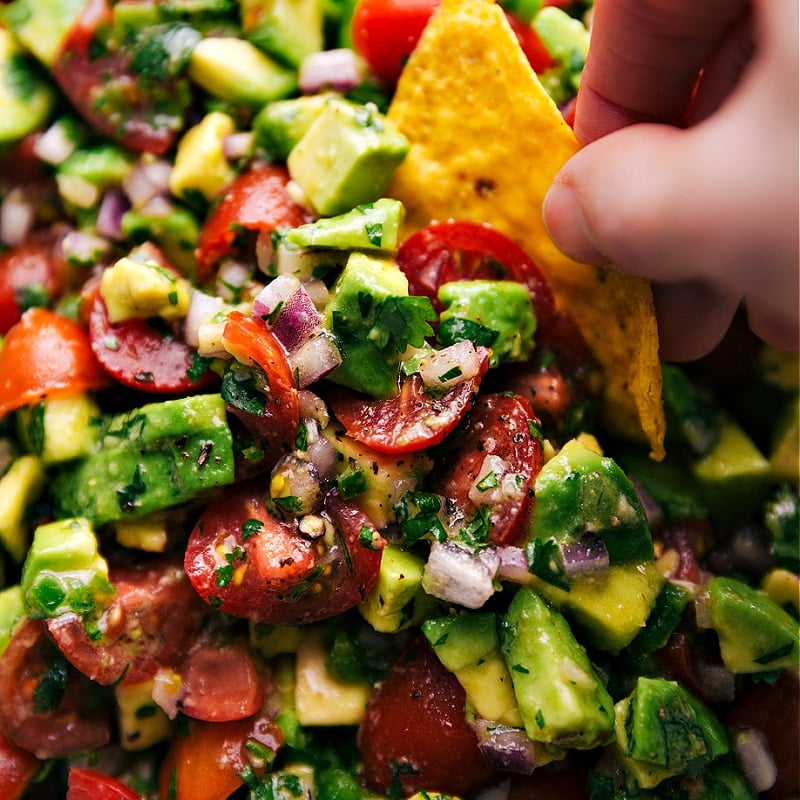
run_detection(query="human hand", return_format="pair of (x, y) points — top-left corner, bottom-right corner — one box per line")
(542, 0), (799, 360)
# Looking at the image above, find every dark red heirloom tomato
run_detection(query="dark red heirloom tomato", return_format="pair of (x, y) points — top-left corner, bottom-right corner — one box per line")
(67, 768), (142, 800)
(0, 307), (110, 419)
(46, 559), (207, 687)
(0, 729), (40, 800)
(195, 165), (313, 279)
(327, 346), (491, 454)
(0, 620), (111, 760)
(158, 714), (283, 800)
(185, 483), (384, 625)
(358, 636), (496, 796)
(52, 0), (186, 153)
(431, 392), (543, 546)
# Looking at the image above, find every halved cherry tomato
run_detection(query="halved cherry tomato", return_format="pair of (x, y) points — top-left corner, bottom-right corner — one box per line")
(431, 392), (543, 546)
(0, 619), (111, 760)
(178, 638), (266, 722)
(52, 0), (187, 153)
(67, 768), (142, 800)
(0, 307), (110, 419)
(396, 220), (556, 322)
(185, 483), (383, 625)
(158, 714), (283, 800)
(0, 235), (66, 335)
(46, 559), (207, 687)
(0, 730), (40, 800)
(195, 165), (313, 279)
(358, 636), (496, 796)
(327, 346), (491, 454)
(221, 311), (300, 466)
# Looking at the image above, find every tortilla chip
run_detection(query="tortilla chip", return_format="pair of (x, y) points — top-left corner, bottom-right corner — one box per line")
(387, 0), (665, 459)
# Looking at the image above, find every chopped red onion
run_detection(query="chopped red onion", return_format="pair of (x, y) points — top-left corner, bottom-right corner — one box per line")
(468, 453), (525, 509)
(96, 189), (131, 240)
(255, 229), (278, 276)
(60, 230), (111, 266)
(287, 332), (342, 388)
(496, 546), (534, 584)
(696, 662), (736, 703)
(185, 290), (228, 348)
(269, 240), (344, 281)
(222, 131), (254, 161)
(560, 535), (610, 577)
(270, 453), (323, 516)
(422, 541), (500, 609)
(253, 274), (301, 318)
(298, 389), (330, 428)
(138, 194), (175, 218)
(302, 278), (330, 309)
(299, 48), (366, 94)
(123, 158), (172, 209)
(734, 729), (777, 793)
(152, 667), (183, 720)
(217, 258), (255, 302)
(0, 189), (35, 247)
(473, 720), (538, 775)
(253, 275), (323, 352)
(418, 340), (481, 391)
(307, 435), (337, 481)
(32, 122), (78, 165)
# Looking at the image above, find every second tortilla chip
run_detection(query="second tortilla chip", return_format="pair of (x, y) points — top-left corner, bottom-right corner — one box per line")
(387, 0), (665, 459)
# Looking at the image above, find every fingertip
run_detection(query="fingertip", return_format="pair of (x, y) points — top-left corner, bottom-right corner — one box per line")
(542, 179), (608, 266)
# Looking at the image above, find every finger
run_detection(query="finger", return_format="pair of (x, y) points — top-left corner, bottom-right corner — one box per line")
(575, 0), (749, 143)
(651, 281), (741, 362)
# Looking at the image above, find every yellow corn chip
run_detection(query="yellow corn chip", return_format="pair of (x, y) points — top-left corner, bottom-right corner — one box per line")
(387, 0), (665, 459)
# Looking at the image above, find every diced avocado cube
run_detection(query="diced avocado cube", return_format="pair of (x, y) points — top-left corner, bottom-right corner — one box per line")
(51, 394), (236, 524)
(532, 6), (589, 87)
(531, 561), (664, 655)
(706, 575), (799, 673)
(16, 393), (102, 465)
(323, 251), (412, 398)
(294, 629), (370, 725)
(1, 0), (85, 66)
(528, 437), (653, 565)
(770, 393), (799, 485)
(250, 622), (306, 657)
(188, 36), (296, 106)
(0, 585), (25, 656)
(115, 679), (170, 752)
(625, 580), (691, 658)
(253, 93), (330, 161)
(359, 543), (438, 633)
(499, 586), (615, 749)
(692, 415), (772, 526)
(21, 517), (115, 620)
(57, 143), (134, 189)
(241, 0), (324, 68)
(113, 513), (169, 553)
(614, 677), (729, 789)
(287, 97), (409, 216)
(169, 111), (237, 203)
(0, 454), (46, 563)
(0, 29), (55, 147)
(661, 363), (720, 456)
(423, 612), (523, 726)
(438, 280), (537, 367)
(285, 198), (404, 253)
(99, 254), (192, 323)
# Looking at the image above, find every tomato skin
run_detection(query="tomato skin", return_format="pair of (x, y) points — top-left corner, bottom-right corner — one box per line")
(46, 559), (208, 687)
(504, 11), (556, 74)
(351, 0), (439, 85)
(158, 714), (283, 800)
(0, 730), (40, 800)
(67, 768), (142, 800)
(327, 346), (491, 454)
(52, 0), (185, 153)
(0, 237), (66, 335)
(358, 636), (496, 796)
(185, 483), (384, 625)
(195, 166), (313, 279)
(0, 307), (110, 419)
(432, 392), (543, 546)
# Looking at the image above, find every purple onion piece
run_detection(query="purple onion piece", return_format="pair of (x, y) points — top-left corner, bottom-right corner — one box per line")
(474, 721), (539, 775)
(299, 48), (365, 94)
(560, 535), (609, 577)
(95, 189), (130, 240)
(270, 287), (322, 352)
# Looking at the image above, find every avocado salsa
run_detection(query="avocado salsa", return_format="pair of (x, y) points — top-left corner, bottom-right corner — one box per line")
(0, 1), (798, 799)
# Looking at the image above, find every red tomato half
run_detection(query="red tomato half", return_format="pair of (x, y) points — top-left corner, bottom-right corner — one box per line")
(0, 307), (110, 419)
(158, 715), (283, 800)
(195, 166), (313, 279)
(0, 236), (66, 335)
(351, 0), (439, 85)
(185, 484), (384, 625)
(52, 0), (186, 153)
(0, 730), (40, 800)
(505, 11), (556, 74)
(396, 220), (556, 322)
(46, 559), (207, 687)
(358, 636), (496, 795)
(0, 620), (111, 760)
(67, 768), (142, 800)
(327, 346), (491, 454)
(431, 392), (543, 546)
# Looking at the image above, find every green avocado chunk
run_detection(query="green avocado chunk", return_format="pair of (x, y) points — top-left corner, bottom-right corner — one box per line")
(528, 438), (653, 564)
(706, 575), (799, 673)
(253, 93), (331, 161)
(51, 394), (235, 524)
(287, 97), (409, 216)
(499, 586), (615, 749)
(0, 585), (25, 656)
(1, 0), (85, 66)
(437, 279), (536, 367)
(241, 0), (323, 68)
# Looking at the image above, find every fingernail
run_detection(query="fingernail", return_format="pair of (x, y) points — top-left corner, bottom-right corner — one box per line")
(542, 180), (606, 265)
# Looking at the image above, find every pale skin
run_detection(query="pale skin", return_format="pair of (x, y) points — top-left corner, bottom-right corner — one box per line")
(542, 0), (799, 360)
